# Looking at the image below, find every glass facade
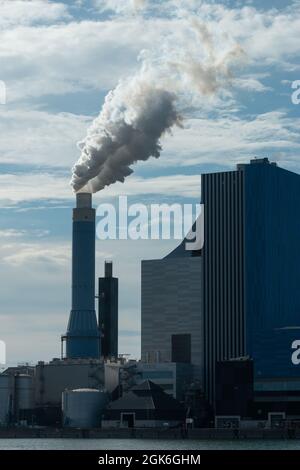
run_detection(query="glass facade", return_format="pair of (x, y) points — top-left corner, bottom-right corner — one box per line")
(202, 159), (300, 403)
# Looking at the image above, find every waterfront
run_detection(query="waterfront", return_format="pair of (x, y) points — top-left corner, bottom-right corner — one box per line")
(0, 438), (298, 450)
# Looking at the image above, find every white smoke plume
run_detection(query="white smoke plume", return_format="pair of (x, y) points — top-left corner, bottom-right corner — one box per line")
(72, 76), (181, 193)
(71, 12), (245, 194)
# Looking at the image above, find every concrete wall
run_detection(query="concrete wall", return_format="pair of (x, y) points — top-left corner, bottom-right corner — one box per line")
(141, 257), (203, 382)
(35, 360), (104, 406)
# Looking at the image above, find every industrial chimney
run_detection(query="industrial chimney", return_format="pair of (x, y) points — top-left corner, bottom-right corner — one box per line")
(98, 261), (118, 359)
(63, 193), (100, 359)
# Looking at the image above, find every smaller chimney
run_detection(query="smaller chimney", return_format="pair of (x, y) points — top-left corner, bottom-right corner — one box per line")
(105, 261), (113, 278)
(98, 261), (118, 358)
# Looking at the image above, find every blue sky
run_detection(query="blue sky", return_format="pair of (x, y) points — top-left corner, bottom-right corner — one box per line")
(0, 0), (299, 366)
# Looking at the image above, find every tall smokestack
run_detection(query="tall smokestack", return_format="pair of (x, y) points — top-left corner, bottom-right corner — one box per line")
(65, 193), (100, 358)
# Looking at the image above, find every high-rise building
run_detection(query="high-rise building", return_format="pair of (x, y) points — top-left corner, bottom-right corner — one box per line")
(202, 158), (300, 402)
(141, 245), (203, 382)
(98, 261), (118, 358)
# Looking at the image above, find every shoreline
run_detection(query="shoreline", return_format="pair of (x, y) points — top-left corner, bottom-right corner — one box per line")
(0, 428), (298, 440)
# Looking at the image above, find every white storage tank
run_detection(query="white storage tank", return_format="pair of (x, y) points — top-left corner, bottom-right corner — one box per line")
(0, 375), (12, 425)
(62, 388), (108, 428)
(15, 374), (34, 411)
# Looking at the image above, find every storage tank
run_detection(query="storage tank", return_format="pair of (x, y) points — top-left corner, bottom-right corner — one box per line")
(0, 375), (12, 425)
(62, 388), (108, 428)
(15, 374), (34, 411)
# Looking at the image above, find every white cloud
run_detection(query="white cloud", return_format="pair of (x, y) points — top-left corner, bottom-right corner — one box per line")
(94, 0), (146, 14)
(0, 0), (69, 27)
(0, 229), (27, 238)
(0, 228), (49, 238)
(100, 174), (201, 199)
(94, 1), (300, 65)
(0, 2), (299, 104)
(159, 112), (300, 170)
(0, 19), (155, 101)
(0, 173), (71, 203)
(0, 108), (89, 167)
(233, 76), (272, 93)
(1, 242), (70, 267)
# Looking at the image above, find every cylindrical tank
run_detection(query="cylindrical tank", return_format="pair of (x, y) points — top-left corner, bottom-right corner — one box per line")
(0, 375), (12, 425)
(15, 374), (34, 411)
(62, 388), (108, 429)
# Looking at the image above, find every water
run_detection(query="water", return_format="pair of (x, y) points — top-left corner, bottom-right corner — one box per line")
(0, 439), (298, 450)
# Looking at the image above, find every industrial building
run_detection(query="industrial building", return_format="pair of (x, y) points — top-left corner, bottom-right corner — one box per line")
(98, 261), (118, 359)
(0, 194), (111, 428)
(1, 159), (300, 430)
(215, 359), (300, 429)
(0, 359), (105, 427)
(141, 251), (203, 382)
(202, 158), (300, 404)
(105, 360), (192, 400)
(251, 377), (300, 421)
(102, 380), (185, 428)
(0, 373), (34, 426)
(140, 158), (300, 421)
(0, 374), (13, 425)
(34, 358), (104, 407)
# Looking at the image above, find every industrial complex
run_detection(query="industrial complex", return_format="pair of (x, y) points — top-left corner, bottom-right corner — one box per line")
(1, 158), (300, 434)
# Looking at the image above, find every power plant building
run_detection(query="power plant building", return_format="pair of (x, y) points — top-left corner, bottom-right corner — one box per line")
(102, 380), (185, 429)
(141, 158), (300, 412)
(141, 249), (203, 382)
(105, 360), (192, 400)
(202, 158), (300, 403)
(2, 158), (299, 428)
(34, 359), (104, 407)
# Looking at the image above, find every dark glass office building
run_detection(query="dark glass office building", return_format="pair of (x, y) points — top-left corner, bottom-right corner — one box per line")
(202, 158), (300, 402)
